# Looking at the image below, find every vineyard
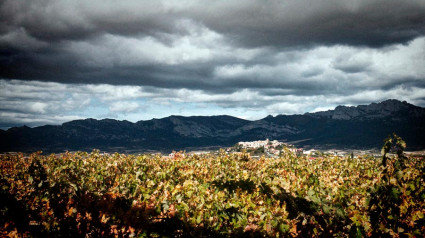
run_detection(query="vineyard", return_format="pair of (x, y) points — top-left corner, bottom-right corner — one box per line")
(1, 135), (424, 237)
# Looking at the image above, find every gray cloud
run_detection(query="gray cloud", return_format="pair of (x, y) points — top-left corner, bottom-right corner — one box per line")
(1, 0), (425, 127)
(1, 1), (424, 82)
(190, 0), (425, 48)
(2, 0), (424, 47)
(1, 79), (425, 129)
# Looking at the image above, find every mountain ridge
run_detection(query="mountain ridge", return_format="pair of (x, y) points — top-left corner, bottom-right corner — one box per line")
(1, 99), (425, 152)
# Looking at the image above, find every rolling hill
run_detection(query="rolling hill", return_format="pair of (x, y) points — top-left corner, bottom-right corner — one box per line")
(1, 99), (424, 152)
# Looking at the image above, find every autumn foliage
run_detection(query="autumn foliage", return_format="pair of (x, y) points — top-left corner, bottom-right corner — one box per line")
(1, 136), (424, 237)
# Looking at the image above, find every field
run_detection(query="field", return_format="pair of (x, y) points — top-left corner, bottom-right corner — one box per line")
(1, 136), (424, 237)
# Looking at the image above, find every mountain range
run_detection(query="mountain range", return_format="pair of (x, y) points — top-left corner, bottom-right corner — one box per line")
(1, 99), (424, 152)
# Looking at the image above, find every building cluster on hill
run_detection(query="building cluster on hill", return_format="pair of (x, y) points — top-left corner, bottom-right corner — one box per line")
(232, 139), (383, 159)
(234, 139), (302, 157)
(237, 139), (281, 149)
(160, 139), (387, 159)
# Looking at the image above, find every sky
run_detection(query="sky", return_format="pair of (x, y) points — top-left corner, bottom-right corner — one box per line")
(1, 0), (425, 129)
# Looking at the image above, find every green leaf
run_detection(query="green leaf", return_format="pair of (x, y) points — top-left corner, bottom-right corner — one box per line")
(69, 183), (78, 191)
(279, 223), (289, 233)
(391, 187), (401, 200)
(186, 190), (194, 198)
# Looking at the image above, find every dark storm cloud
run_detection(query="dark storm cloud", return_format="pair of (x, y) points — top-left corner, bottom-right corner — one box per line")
(2, 0), (424, 47)
(1, 0), (425, 88)
(0, 0), (179, 42)
(1, 0), (425, 128)
(191, 0), (425, 48)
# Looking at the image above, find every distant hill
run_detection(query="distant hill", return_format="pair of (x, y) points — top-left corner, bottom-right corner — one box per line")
(263, 99), (425, 149)
(1, 99), (424, 152)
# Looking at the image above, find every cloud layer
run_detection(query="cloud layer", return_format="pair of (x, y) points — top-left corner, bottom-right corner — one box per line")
(1, 0), (425, 127)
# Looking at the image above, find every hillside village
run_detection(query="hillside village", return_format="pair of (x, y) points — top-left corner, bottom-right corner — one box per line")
(163, 139), (383, 159)
(230, 139), (385, 159)
(233, 139), (296, 157)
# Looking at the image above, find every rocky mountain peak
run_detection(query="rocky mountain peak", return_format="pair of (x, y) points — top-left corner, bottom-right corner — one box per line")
(1, 99), (424, 152)
(310, 99), (419, 120)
